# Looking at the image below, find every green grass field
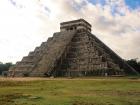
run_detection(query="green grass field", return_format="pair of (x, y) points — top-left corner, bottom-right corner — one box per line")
(0, 77), (140, 105)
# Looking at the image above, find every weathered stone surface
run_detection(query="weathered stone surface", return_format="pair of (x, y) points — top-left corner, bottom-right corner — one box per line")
(8, 19), (138, 77)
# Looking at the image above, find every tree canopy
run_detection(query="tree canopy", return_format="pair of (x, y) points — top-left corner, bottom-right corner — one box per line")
(0, 62), (14, 75)
(126, 58), (140, 73)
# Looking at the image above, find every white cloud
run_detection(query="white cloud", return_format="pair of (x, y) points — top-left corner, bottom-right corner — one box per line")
(0, 0), (139, 63)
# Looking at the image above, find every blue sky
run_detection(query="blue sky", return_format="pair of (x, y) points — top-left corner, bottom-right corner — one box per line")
(0, 0), (140, 63)
(88, 0), (106, 6)
(88, 0), (140, 9)
(87, 0), (140, 16)
(125, 0), (140, 9)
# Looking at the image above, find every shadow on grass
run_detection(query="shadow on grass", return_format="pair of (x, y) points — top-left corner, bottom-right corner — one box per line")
(0, 93), (42, 105)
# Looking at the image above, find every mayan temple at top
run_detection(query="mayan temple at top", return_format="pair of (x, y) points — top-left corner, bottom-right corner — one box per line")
(8, 19), (138, 77)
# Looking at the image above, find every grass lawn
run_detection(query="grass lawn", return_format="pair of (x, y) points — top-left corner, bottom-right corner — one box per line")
(0, 77), (140, 105)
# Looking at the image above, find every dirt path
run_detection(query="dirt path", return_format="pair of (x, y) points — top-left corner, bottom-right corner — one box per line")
(0, 77), (139, 81)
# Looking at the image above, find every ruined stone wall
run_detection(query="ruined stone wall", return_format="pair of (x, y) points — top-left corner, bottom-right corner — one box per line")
(90, 33), (138, 75)
(8, 38), (52, 76)
(54, 29), (122, 77)
(60, 19), (91, 32)
(8, 31), (76, 77)
(31, 31), (76, 76)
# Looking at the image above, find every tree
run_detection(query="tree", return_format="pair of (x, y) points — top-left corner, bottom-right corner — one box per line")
(126, 59), (140, 73)
(0, 62), (14, 75)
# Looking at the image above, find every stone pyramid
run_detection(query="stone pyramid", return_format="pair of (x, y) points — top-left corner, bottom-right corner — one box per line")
(8, 19), (138, 77)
